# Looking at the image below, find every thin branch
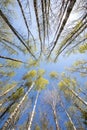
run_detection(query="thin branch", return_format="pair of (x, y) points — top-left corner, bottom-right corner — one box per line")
(2, 82), (35, 130)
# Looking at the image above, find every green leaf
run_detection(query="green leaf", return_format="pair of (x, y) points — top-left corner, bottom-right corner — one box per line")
(50, 71), (58, 79)
(35, 77), (49, 91)
(23, 70), (37, 80)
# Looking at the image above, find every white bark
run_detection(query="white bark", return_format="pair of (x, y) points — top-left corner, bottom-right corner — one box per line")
(60, 101), (77, 130)
(0, 84), (16, 97)
(68, 87), (87, 106)
(52, 107), (60, 130)
(63, 82), (87, 106)
(27, 90), (40, 130)
(2, 82), (35, 130)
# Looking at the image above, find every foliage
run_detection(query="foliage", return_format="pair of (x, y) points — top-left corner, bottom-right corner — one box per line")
(23, 69), (45, 82)
(6, 60), (22, 68)
(0, 70), (15, 77)
(25, 81), (32, 88)
(65, 121), (74, 130)
(0, 70), (6, 77)
(50, 71), (58, 79)
(35, 77), (49, 91)
(9, 87), (24, 100)
(35, 125), (40, 130)
(67, 60), (87, 77)
(1, 0), (15, 6)
(7, 71), (15, 77)
(28, 59), (39, 67)
(81, 111), (87, 125)
(78, 43), (87, 53)
(1, 82), (17, 92)
(58, 77), (77, 89)
(23, 70), (37, 80)
(0, 81), (2, 85)
(0, 63), (3, 67)
(8, 102), (18, 113)
(37, 69), (45, 77)
(73, 60), (86, 66)
(0, 0), (87, 129)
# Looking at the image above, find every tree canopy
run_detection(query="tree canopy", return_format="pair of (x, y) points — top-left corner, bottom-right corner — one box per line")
(0, 0), (87, 130)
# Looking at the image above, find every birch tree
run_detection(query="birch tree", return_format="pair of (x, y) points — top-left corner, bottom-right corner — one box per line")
(43, 88), (60, 130)
(27, 70), (48, 130)
(2, 83), (35, 130)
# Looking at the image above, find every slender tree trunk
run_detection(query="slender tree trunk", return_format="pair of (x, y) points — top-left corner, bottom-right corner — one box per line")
(60, 101), (77, 130)
(0, 40), (17, 54)
(68, 87), (87, 106)
(17, 0), (35, 44)
(57, 20), (87, 58)
(63, 83), (87, 106)
(33, 0), (43, 53)
(2, 82), (35, 130)
(46, 0), (50, 42)
(0, 88), (13, 99)
(0, 84), (16, 97)
(52, 106), (60, 130)
(41, 0), (45, 44)
(27, 90), (40, 130)
(0, 10), (36, 59)
(1, 38), (26, 53)
(48, 0), (76, 57)
(65, 37), (87, 53)
(55, 15), (87, 60)
(52, 0), (69, 43)
(0, 101), (15, 118)
(78, 88), (87, 96)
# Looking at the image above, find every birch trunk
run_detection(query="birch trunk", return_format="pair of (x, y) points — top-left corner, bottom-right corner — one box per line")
(78, 88), (87, 96)
(60, 101), (77, 130)
(33, 0), (43, 52)
(0, 101), (14, 118)
(62, 82), (87, 106)
(52, 106), (60, 130)
(2, 82), (35, 130)
(0, 10), (36, 59)
(17, 0), (35, 43)
(0, 84), (16, 97)
(48, 0), (76, 57)
(27, 90), (40, 130)
(68, 87), (87, 106)
(62, 84), (87, 106)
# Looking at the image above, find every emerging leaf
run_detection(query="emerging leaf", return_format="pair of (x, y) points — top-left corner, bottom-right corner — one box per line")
(37, 69), (45, 77)
(6, 60), (22, 68)
(50, 71), (58, 79)
(79, 43), (87, 53)
(10, 87), (24, 100)
(7, 71), (15, 77)
(23, 70), (37, 80)
(35, 77), (49, 91)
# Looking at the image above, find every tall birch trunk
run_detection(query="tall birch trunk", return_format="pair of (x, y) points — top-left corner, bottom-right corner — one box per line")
(68, 87), (87, 106)
(0, 10), (36, 59)
(52, 106), (60, 130)
(60, 101), (77, 130)
(48, 0), (76, 57)
(2, 82), (35, 130)
(17, 0), (35, 43)
(27, 90), (40, 130)
(61, 82), (87, 106)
